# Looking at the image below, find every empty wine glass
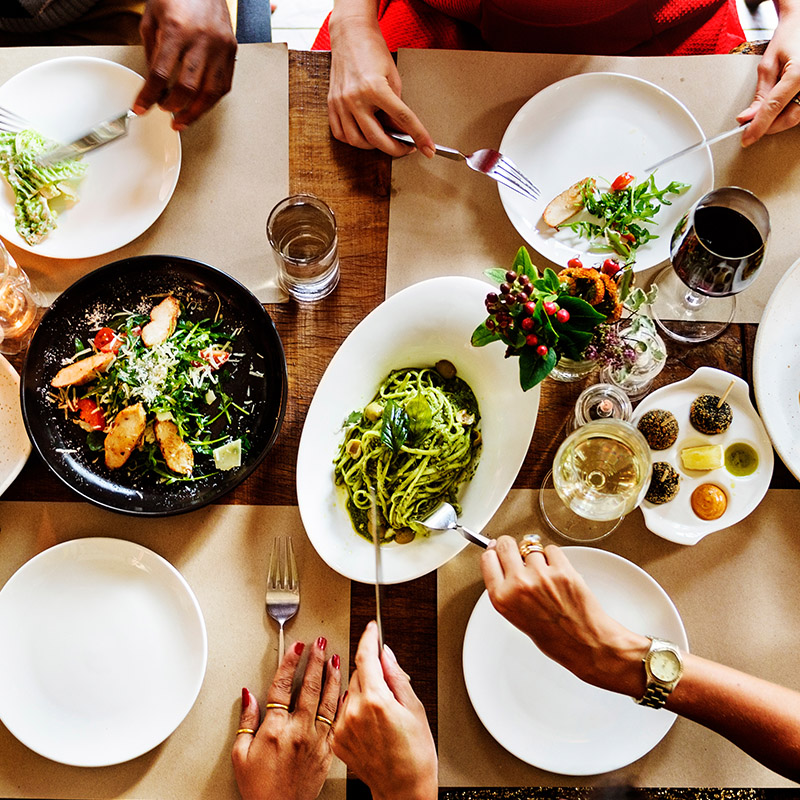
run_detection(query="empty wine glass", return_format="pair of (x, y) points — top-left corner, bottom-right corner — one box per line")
(650, 187), (770, 343)
(539, 418), (652, 542)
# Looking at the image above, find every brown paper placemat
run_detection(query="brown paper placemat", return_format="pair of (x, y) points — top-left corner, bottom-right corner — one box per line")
(388, 51), (800, 323)
(0, 44), (288, 304)
(0, 502), (348, 799)
(438, 488), (800, 788)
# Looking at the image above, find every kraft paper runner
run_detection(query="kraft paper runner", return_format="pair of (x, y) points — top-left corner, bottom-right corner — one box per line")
(0, 502), (348, 800)
(388, 50), (800, 323)
(0, 44), (288, 304)
(438, 488), (800, 789)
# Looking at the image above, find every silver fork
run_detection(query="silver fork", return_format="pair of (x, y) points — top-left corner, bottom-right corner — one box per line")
(388, 131), (539, 201)
(266, 536), (300, 663)
(0, 106), (30, 134)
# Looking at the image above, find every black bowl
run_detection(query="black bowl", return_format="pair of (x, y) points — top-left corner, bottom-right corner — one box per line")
(21, 255), (287, 516)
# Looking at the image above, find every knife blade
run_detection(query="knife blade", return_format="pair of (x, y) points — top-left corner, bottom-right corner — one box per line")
(37, 110), (135, 167)
(369, 493), (384, 651)
(644, 122), (749, 174)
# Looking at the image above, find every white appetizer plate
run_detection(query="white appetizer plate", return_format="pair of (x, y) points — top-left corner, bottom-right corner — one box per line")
(499, 72), (713, 272)
(0, 57), (181, 259)
(753, 255), (800, 481)
(633, 367), (773, 545)
(463, 547), (688, 775)
(0, 538), (207, 766)
(297, 277), (541, 584)
(0, 353), (29, 496)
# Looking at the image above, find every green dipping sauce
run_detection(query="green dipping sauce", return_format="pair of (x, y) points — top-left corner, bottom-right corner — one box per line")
(724, 443), (759, 477)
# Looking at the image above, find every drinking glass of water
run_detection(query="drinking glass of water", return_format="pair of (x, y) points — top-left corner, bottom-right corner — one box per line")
(0, 241), (41, 355)
(650, 187), (770, 343)
(266, 194), (340, 302)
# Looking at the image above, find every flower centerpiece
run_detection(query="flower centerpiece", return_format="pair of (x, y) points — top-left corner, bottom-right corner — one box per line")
(471, 246), (642, 390)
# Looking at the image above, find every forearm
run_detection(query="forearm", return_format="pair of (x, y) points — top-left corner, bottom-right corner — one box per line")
(663, 653), (800, 781)
(774, 0), (800, 19)
(329, 0), (380, 35)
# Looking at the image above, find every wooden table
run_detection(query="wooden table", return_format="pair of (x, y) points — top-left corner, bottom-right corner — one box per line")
(6, 51), (799, 799)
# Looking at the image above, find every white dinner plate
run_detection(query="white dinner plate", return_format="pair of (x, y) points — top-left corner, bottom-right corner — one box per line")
(0, 56), (181, 259)
(297, 276), (541, 584)
(463, 547), (688, 775)
(0, 538), (207, 766)
(498, 72), (713, 272)
(633, 366), (773, 545)
(0, 353), (29, 497)
(753, 255), (800, 482)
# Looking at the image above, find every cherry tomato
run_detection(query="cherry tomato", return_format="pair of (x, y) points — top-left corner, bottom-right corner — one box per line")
(199, 347), (230, 370)
(93, 327), (122, 354)
(567, 257), (583, 269)
(601, 259), (621, 277)
(76, 398), (106, 431)
(611, 172), (635, 192)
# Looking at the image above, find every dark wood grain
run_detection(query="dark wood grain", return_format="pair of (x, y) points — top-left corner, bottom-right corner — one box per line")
(5, 51), (797, 800)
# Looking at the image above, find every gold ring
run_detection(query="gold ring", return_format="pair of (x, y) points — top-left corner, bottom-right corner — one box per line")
(793, 94), (800, 106)
(519, 534), (545, 558)
(265, 702), (290, 712)
(236, 728), (256, 736)
(316, 713), (334, 727)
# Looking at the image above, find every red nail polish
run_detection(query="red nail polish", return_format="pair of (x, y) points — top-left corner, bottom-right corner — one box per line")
(317, 636), (327, 650)
(293, 641), (305, 655)
(332, 653), (340, 670)
(241, 687), (250, 710)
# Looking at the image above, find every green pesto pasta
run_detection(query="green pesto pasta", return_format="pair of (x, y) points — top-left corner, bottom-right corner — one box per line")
(333, 365), (481, 544)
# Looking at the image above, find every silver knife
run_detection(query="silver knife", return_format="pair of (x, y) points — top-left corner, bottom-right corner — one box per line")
(644, 121), (750, 173)
(369, 493), (384, 651)
(37, 110), (136, 167)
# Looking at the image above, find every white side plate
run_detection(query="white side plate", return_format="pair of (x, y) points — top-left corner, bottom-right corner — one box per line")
(297, 276), (541, 584)
(499, 72), (713, 272)
(0, 538), (207, 766)
(463, 547), (688, 775)
(0, 56), (181, 259)
(0, 353), (29, 497)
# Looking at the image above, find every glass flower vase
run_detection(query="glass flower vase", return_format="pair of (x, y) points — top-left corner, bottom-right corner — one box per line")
(548, 356), (598, 383)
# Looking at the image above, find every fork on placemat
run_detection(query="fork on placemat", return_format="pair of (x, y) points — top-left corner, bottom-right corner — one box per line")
(266, 536), (300, 663)
(388, 131), (539, 201)
(0, 107), (30, 134)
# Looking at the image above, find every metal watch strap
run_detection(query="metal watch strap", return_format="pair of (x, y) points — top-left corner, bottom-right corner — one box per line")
(637, 682), (673, 709)
(635, 637), (682, 709)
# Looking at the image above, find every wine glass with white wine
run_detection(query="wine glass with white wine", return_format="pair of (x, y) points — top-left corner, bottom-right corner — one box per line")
(539, 418), (652, 542)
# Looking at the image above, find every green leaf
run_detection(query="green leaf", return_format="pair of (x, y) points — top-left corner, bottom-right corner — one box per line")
(405, 393), (432, 439)
(557, 295), (607, 329)
(344, 410), (361, 425)
(513, 246), (538, 280)
(617, 267), (634, 303)
(471, 321), (501, 347)
(86, 430), (105, 452)
(519, 347), (557, 391)
(484, 268), (507, 284)
(555, 327), (594, 361)
(543, 268), (560, 293)
(380, 399), (409, 454)
(75, 337), (85, 354)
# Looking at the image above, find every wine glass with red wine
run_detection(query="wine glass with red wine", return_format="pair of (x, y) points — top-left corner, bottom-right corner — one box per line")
(649, 187), (770, 343)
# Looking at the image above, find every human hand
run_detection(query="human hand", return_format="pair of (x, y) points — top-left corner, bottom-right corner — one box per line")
(480, 536), (649, 697)
(133, 0), (237, 130)
(327, 12), (434, 157)
(737, 9), (800, 146)
(232, 638), (342, 800)
(332, 621), (437, 800)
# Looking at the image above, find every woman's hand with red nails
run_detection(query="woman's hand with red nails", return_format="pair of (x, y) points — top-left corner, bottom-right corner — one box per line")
(332, 622), (437, 800)
(481, 536), (649, 697)
(232, 638), (342, 800)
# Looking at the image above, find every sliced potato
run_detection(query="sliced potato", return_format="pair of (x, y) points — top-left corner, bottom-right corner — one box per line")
(104, 402), (146, 469)
(542, 177), (595, 228)
(141, 296), (181, 348)
(155, 419), (194, 476)
(51, 351), (114, 388)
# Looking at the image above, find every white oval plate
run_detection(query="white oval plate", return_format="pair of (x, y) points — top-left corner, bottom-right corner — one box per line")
(0, 353), (29, 497)
(498, 72), (713, 272)
(463, 547), (688, 775)
(0, 56), (181, 259)
(632, 366), (773, 545)
(297, 277), (541, 584)
(753, 254), (800, 481)
(0, 538), (207, 766)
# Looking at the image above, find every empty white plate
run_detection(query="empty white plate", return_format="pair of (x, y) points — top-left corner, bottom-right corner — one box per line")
(0, 538), (207, 766)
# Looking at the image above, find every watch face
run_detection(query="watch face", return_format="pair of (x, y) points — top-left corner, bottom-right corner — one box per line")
(650, 649), (681, 682)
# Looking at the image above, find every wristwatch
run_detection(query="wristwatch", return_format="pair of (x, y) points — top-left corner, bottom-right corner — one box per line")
(635, 637), (683, 709)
